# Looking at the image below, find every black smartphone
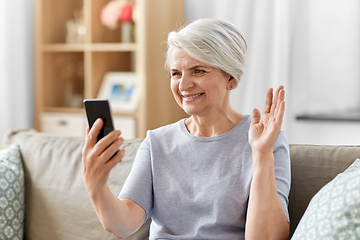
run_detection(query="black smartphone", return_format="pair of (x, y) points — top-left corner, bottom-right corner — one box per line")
(83, 99), (115, 142)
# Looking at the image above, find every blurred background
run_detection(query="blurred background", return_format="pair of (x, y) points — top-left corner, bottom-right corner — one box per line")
(1, 0), (360, 145)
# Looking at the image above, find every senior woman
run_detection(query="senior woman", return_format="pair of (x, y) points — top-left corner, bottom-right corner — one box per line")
(82, 18), (291, 240)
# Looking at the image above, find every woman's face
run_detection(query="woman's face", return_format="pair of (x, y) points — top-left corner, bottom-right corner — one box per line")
(170, 47), (233, 117)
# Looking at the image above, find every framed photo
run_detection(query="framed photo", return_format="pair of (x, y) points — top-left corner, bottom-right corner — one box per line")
(97, 72), (139, 112)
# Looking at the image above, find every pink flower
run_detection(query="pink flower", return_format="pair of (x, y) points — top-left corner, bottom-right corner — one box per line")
(101, 0), (125, 29)
(119, 4), (133, 22)
(101, 0), (133, 29)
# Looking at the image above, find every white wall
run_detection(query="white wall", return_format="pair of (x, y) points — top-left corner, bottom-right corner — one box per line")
(287, 0), (360, 145)
(185, 0), (360, 145)
(0, 0), (34, 140)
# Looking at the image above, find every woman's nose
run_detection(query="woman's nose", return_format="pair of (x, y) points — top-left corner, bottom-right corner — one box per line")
(179, 74), (194, 91)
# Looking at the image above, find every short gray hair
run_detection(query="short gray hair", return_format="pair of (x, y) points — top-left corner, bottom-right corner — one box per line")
(166, 18), (247, 86)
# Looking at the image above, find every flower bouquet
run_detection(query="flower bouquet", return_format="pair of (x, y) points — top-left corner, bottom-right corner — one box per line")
(100, 0), (135, 42)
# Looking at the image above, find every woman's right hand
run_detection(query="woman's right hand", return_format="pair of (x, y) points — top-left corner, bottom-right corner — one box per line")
(82, 119), (145, 238)
(82, 118), (126, 197)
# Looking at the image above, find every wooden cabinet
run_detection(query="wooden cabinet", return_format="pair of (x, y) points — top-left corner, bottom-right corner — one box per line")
(34, 0), (187, 138)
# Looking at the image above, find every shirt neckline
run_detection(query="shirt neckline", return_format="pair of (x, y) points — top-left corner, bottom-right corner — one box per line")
(179, 115), (250, 142)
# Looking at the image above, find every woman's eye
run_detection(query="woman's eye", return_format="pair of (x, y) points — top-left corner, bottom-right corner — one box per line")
(194, 69), (205, 74)
(171, 72), (181, 77)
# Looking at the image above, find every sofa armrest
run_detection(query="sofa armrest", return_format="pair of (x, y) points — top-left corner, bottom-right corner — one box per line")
(289, 144), (360, 237)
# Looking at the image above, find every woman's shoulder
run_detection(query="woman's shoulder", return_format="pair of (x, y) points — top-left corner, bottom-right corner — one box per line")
(146, 119), (185, 140)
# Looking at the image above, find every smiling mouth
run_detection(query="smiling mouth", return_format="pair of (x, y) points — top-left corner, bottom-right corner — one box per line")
(183, 93), (204, 99)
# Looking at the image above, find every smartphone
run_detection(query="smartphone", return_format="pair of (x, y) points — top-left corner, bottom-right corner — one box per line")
(83, 99), (115, 142)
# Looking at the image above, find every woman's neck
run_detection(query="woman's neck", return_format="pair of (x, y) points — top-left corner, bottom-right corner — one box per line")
(184, 108), (244, 137)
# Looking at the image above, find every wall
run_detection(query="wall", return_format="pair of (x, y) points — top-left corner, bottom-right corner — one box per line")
(184, 0), (360, 145)
(287, 0), (360, 145)
(0, 0), (34, 140)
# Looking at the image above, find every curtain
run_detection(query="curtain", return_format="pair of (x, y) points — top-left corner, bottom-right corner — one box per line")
(0, 0), (34, 140)
(183, 0), (291, 132)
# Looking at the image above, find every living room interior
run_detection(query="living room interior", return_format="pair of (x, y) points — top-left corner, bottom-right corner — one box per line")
(1, 0), (360, 239)
(1, 0), (360, 145)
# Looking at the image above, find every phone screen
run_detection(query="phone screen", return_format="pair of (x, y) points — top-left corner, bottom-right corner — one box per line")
(83, 99), (115, 142)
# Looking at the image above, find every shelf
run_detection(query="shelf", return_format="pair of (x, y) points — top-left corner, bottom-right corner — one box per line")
(35, 0), (187, 138)
(42, 0), (83, 44)
(43, 107), (138, 118)
(296, 109), (360, 122)
(42, 43), (137, 52)
(90, 43), (137, 52)
(44, 107), (85, 114)
(42, 44), (84, 52)
(112, 111), (138, 118)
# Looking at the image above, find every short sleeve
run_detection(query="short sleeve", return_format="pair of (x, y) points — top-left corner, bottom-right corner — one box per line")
(273, 131), (291, 222)
(118, 134), (153, 220)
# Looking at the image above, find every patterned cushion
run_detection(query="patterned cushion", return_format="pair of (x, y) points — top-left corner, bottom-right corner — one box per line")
(0, 144), (25, 240)
(292, 159), (360, 240)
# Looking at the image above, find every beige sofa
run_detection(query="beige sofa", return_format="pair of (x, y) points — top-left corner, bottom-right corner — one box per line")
(2, 129), (360, 239)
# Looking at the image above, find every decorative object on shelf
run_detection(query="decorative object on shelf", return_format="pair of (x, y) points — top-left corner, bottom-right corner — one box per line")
(100, 0), (135, 43)
(119, 3), (134, 43)
(56, 54), (84, 108)
(65, 8), (86, 43)
(97, 72), (139, 112)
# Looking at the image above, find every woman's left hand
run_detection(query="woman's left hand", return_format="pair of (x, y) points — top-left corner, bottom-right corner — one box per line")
(248, 86), (285, 156)
(246, 85), (289, 240)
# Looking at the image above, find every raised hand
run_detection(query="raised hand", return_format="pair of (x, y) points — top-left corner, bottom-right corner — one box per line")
(246, 86), (289, 240)
(248, 86), (285, 156)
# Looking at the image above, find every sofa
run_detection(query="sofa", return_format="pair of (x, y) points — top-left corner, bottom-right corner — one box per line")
(1, 128), (360, 239)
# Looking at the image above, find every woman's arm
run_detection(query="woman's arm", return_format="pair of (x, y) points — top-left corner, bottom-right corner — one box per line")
(82, 119), (146, 238)
(245, 86), (289, 240)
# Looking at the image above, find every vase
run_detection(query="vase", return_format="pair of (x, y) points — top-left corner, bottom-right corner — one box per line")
(121, 22), (134, 43)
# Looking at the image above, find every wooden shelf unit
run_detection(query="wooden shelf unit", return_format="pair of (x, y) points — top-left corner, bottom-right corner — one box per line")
(34, 0), (187, 138)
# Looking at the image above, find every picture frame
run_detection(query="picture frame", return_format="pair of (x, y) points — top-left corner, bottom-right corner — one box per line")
(97, 72), (138, 112)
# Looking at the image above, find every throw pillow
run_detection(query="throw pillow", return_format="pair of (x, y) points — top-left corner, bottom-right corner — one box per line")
(292, 159), (360, 240)
(0, 144), (25, 240)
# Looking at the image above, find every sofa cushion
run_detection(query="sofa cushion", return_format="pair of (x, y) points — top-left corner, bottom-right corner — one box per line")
(288, 144), (360, 236)
(291, 158), (360, 239)
(0, 144), (25, 240)
(3, 129), (150, 240)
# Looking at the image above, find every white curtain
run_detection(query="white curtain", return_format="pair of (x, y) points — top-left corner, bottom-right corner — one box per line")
(184, 0), (291, 132)
(0, 0), (34, 140)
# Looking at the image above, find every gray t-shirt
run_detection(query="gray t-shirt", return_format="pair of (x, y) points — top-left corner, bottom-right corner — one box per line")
(119, 115), (291, 240)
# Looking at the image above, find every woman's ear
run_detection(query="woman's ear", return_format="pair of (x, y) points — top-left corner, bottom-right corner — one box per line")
(228, 76), (237, 89)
